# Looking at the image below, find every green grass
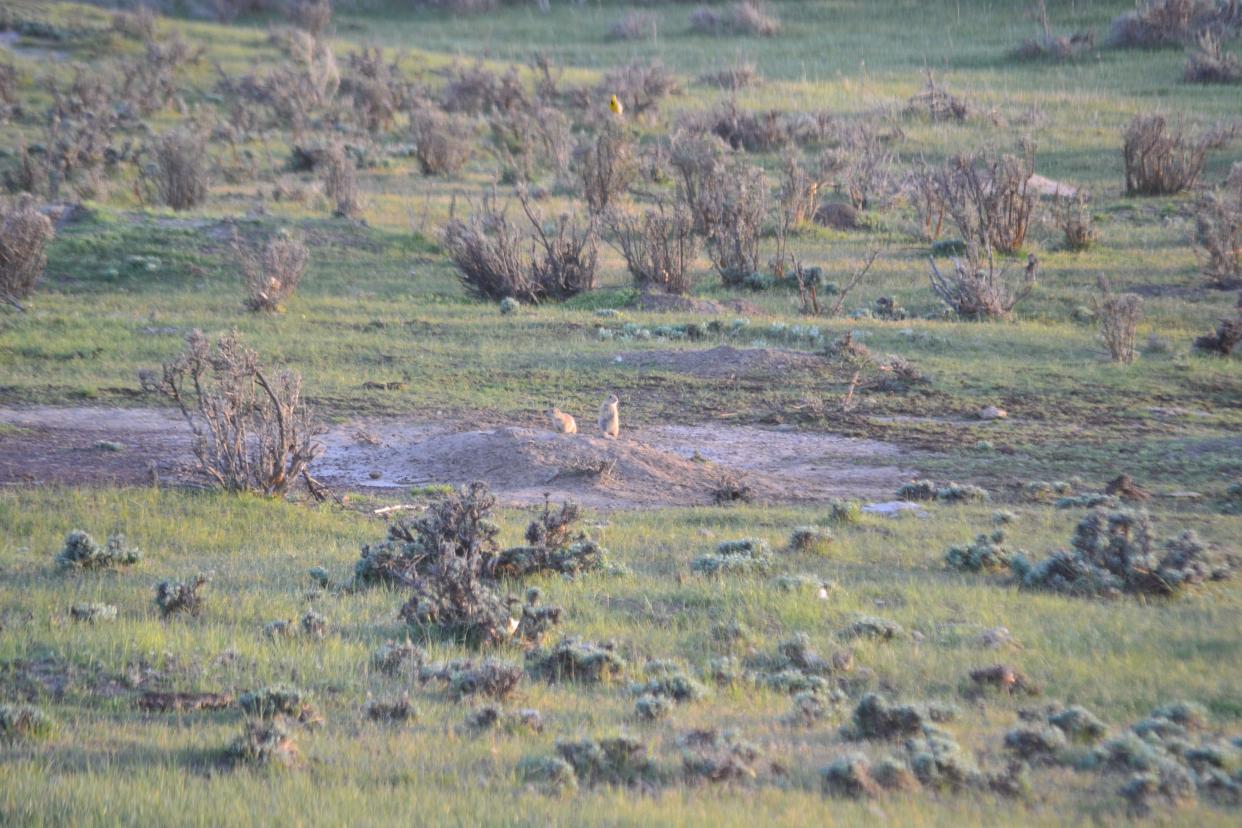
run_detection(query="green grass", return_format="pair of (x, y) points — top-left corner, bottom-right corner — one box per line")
(1, 0), (1242, 823)
(1, 487), (1240, 826)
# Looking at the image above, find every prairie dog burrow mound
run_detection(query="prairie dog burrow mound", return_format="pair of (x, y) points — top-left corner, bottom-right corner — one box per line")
(310, 422), (921, 509)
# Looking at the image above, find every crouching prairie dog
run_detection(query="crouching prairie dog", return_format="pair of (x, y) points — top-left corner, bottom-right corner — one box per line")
(547, 407), (577, 434)
(598, 393), (620, 439)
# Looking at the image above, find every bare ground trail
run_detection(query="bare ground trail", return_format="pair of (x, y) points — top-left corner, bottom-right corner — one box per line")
(0, 407), (922, 508)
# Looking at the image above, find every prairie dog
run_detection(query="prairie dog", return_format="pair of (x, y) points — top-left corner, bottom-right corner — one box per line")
(548, 407), (577, 434)
(598, 394), (620, 439)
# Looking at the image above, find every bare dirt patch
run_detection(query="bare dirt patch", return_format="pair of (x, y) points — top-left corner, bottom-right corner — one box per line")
(617, 346), (826, 379)
(0, 407), (919, 508)
(314, 420), (917, 508)
(0, 407), (190, 487)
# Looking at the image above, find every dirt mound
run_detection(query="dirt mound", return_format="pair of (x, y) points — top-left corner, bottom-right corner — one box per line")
(618, 346), (825, 378)
(314, 422), (917, 508)
(632, 293), (763, 316)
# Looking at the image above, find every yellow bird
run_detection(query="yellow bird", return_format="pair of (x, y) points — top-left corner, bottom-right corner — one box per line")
(609, 94), (624, 116)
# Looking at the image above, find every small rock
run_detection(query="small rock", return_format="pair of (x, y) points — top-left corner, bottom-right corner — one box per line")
(979, 406), (1008, 421)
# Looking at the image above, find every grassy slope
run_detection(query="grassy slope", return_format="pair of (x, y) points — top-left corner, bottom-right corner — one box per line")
(0, 1), (1240, 824)
(0, 3), (1240, 488)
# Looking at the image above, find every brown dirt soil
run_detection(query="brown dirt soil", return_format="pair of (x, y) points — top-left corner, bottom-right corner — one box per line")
(0, 407), (191, 487)
(313, 421), (917, 508)
(631, 293), (764, 315)
(617, 346), (826, 378)
(0, 407), (919, 509)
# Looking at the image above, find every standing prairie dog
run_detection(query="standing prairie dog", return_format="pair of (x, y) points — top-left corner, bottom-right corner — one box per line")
(598, 394), (620, 439)
(547, 407), (577, 434)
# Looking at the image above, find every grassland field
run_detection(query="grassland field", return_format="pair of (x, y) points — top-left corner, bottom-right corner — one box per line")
(0, 0), (1240, 825)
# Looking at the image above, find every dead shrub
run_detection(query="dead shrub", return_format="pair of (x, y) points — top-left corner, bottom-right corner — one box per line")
(519, 191), (598, 299)
(1014, 3), (1094, 60)
(286, 0), (332, 36)
(1184, 31), (1242, 82)
(932, 145), (1038, 253)
(905, 159), (949, 241)
(1108, 0), (1240, 48)
(696, 62), (761, 90)
(222, 719), (300, 769)
(121, 33), (205, 116)
(1192, 167), (1241, 286)
(143, 128), (209, 211)
(711, 473), (754, 505)
(236, 229), (309, 312)
(440, 62), (526, 116)
(1014, 32), (1095, 60)
(574, 124), (637, 215)
(490, 498), (607, 579)
(444, 194), (528, 302)
(340, 48), (420, 134)
(111, 7), (157, 40)
(598, 60), (678, 123)
(693, 97), (787, 152)
(1193, 296), (1242, 354)
(444, 189), (598, 303)
(1122, 114), (1233, 195)
(824, 137), (895, 211)
(1054, 190), (1099, 251)
(140, 330), (323, 496)
(155, 573), (210, 617)
(10, 109), (118, 200)
(0, 195), (54, 311)
(366, 694), (417, 723)
(487, 102), (571, 183)
(1012, 507), (1238, 597)
(826, 248), (881, 317)
(667, 138), (768, 285)
(321, 142), (361, 218)
(1093, 278), (1144, 363)
(605, 200), (700, 295)
(219, 36), (338, 138)
(777, 150), (828, 228)
(409, 104), (476, 176)
(669, 130), (731, 234)
(689, 2), (781, 36)
(395, 483), (515, 648)
(608, 10), (658, 41)
(904, 72), (969, 122)
(928, 246), (1039, 320)
(0, 62), (15, 122)
(708, 163), (768, 286)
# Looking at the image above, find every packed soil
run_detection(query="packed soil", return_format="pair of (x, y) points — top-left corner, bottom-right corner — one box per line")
(617, 346), (827, 379)
(0, 407), (191, 488)
(0, 407), (919, 508)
